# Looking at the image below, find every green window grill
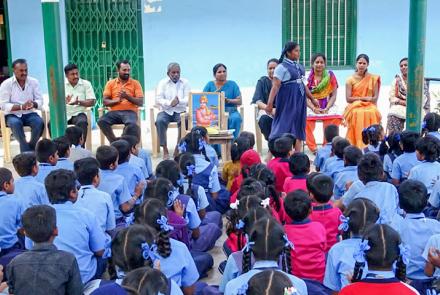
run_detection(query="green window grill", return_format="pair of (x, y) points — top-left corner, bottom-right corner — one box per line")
(65, 0), (145, 114)
(282, 0), (357, 68)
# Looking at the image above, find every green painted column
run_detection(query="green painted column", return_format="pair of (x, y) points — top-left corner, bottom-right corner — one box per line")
(41, 0), (66, 137)
(406, 0), (427, 132)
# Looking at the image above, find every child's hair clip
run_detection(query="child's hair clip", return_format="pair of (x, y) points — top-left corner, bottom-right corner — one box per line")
(338, 215), (350, 232)
(156, 215), (174, 232)
(235, 219), (245, 230)
(283, 234), (295, 249)
(353, 239), (371, 263)
(141, 242), (159, 262)
(167, 189), (180, 207)
(230, 200), (239, 210)
(178, 141), (187, 153)
(186, 164), (196, 176)
(260, 198), (270, 208)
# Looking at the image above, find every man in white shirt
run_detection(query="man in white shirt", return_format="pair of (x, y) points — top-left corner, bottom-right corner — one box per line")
(155, 62), (190, 159)
(0, 59), (44, 152)
(48, 63), (96, 146)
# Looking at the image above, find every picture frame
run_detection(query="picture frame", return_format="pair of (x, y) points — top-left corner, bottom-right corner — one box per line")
(188, 92), (225, 132)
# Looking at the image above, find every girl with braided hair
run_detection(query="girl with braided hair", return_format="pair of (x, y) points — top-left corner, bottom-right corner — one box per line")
(340, 224), (415, 295)
(122, 267), (182, 295)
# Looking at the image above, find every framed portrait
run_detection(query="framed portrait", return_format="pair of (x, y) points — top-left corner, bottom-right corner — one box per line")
(188, 92), (224, 132)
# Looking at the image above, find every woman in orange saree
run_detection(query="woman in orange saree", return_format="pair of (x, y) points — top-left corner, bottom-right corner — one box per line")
(344, 54), (381, 148)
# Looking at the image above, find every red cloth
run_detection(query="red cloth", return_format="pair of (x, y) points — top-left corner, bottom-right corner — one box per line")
(310, 202), (342, 251)
(339, 280), (419, 295)
(267, 158), (292, 193)
(230, 150), (261, 195)
(283, 177), (308, 193)
(284, 221), (327, 282)
(230, 175), (243, 195)
(225, 232), (246, 253)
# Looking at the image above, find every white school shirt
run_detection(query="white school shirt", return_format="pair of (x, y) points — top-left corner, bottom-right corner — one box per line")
(0, 75), (43, 115)
(155, 77), (190, 115)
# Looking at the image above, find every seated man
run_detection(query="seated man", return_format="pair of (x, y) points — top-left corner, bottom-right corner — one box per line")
(155, 62), (190, 159)
(98, 60), (144, 143)
(0, 59), (44, 152)
(62, 63), (95, 145)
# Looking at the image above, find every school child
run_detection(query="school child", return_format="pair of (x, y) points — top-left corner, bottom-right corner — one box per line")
(222, 137), (250, 191)
(224, 218), (308, 295)
(229, 149), (261, 195)
(393, 180), (440, 293)
(339, 224), (417, 295)
(307, 173), (342, 251)
(0, 168), (25, 261)
(283, 152), (310, 193)
(245, 270), (298, 295)
(122, 123), (154, 179)
(423, 230), (440, 283)
(6, 205), (83, 295)
(391, 131), (421, 186)
(96, 145), (141, 226)
(122, 267), (184, 295)
(422, 112), (440, 140)
(35, 139), (59, 183)
(53, 136), (74, 171)
(267, 136), (294, 192)
(408, 136), (440, 194)
(284, 190), (327, 282)
(314, 124), (339, 172)
(249, 164), (287, 223)
(333, 145), (362, 199)
(42, 169), (106, 283)
(219, 207), (272, 292)
(134, 199), (204, 284)
(238, 131), (256, 150)
(341, 153), (399, 222)
(320, 136), (342, 174)
(65, 126), (92, 162)
(177, 153), (223, 229)
(120, 134), (149, 180)
(12, 152), (49, 208)
(111, 139), (145, 204)
(155, 162), (222, 251)
(361, 124), (386, 157)
(383, 132), (403, 181)
(324, 198), (380, 292)
(191, 126), (220, 167)
(323, 138), (350, 180)
(90, 225), (188, 295)
(180, 130), (230, 214)
(74, 157), (116, 241)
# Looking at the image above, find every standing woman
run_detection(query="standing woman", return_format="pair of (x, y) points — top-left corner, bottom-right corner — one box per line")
(203, 64), (242, 138)
(344, 54), (381, 148)
(305, 53), (340, 153)
(266, 41), (318, 152)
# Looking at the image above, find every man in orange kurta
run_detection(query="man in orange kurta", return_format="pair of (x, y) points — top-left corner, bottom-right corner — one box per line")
(97, 60), (144, 142)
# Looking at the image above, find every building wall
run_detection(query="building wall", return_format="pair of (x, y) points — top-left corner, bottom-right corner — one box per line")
(6, 0), (440, 95)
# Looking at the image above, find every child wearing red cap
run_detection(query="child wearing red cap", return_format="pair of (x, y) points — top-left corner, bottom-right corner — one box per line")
(229, 149), (261, 196)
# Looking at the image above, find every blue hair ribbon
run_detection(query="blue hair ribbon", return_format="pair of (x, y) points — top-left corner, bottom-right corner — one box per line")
(178, 141), (187, 153)
(376, 211), (389, 225)
(141, 242), (160, 262)
(422, 121), (427, 129)
(283, 234), (295, 249)
(353, 239), (371, 263)
(235, 219), (245, 230)
(186, 164), (196, 176)
(176, 174), (184, 187)
(103, 240), (112, 259)
(395, 133), (401, 142)
(125, 214), (135, 226)
(338, 215), (350, 232)
(167, 189), (180, 207)
(242, 234), (255, 252)
(399, 243), (411, 265)
(198, 138), (206, 151)
(157, 215), (174, 232)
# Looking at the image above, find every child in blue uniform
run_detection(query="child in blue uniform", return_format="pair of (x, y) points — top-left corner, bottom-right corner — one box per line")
(391, 131), (421, 186)
(65, 126), (92, 162)
(409, 136), (440, 194)
(324, 198), (380, 292)
(122, 123), (154, 179)
(53, 136), (74, 170)
(341, 153), (399, 223)
(74, 157), (116, 241)
(191, 126), (219, 167)
(422, 112), (440, 141)
(334, 146), (362, 199)
(324, 138), (350, 180)
(340, 224), (417, 295)
(314, 124), (339, 172)
(12, 152), (49, 207)
(134, 199), (201, 290)
(394, 180), (440, 294)
(43, 169), (106, 283)
(111, 139), (145, 205)
(383, 132), (403, 182)
(96, 145), (140, 228)
(120, 134), (149, 180)
(0, 168), (25, 262)
(224, 217), (307, 295)
(361, 124), (386, 160)
(122, 267), (183, 295)
(180, 130), (230, 214)
(35, 139), (59, 183)
(245, 270), (299, 295)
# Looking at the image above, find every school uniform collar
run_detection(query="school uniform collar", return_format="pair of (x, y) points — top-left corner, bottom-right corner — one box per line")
(365, 181), (381, 187)
(253, 260), (279, 270)
(32, 242), (57, 252)
(99, 169), (114, 175)
(405, 212), (426, 220)
(0, 191), (8, 198)
(343, 165), (357, 171)
(292, 218), (311, 225)
(292, 174), (308, 180)
(279, 157), (290, 163)
(21, 175), (37, 180)
(365, 270), (395, 279)
(58, 158), (68, 161)
(53, 201), (75, 209)
(313, 202), (332, 211)
(118, 162), (130, 168)
(79, 184), (95, 191)
(39, 162), (53, 167)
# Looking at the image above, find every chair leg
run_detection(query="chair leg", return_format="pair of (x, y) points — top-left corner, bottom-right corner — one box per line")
(4, 129), (11, 163)
(256, 122), (263, 155)
(100, 130), (106, 146)
(150, 108), (158, 158)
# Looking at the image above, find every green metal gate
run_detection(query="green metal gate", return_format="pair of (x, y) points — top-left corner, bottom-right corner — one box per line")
(65, 0), (144, 113)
